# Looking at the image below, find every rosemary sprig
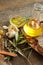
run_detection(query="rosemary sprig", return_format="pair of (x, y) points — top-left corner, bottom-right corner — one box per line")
(22, 47), (31, 51)
(8, 40), (32, 65)
(18, 39), (26, 45)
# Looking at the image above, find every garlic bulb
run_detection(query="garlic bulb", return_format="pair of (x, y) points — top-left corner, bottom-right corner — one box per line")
(6, 25), (19, 41)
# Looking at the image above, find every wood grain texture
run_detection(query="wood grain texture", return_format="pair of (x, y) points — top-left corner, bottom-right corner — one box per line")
(0, 0), (43, 11)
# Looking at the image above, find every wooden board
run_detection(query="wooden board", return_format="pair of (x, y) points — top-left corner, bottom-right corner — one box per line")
(0, 1), (43, 65)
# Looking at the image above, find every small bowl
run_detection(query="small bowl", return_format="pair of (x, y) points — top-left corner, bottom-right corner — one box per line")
(10, 16), (26, 28)
(23, 19), (42, 37)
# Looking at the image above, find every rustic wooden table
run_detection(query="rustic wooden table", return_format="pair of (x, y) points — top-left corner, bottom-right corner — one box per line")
(0, 0), (43, 65)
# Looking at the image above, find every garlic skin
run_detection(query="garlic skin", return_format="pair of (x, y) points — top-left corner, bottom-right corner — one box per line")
(3, 26), (8, 29)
